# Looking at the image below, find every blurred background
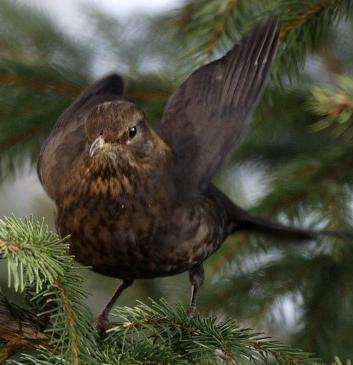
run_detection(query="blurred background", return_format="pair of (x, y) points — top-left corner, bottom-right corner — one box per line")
(0, 0), (353, 362)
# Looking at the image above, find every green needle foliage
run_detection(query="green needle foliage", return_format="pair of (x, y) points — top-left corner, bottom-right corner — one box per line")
(0, 216), (97, 364)
(1, 0), (353, 363)
(104, 299), (320, 365)
(0, 216), (320, 364)
(309, 75), (353, 138)
(179, 0), (353, 81)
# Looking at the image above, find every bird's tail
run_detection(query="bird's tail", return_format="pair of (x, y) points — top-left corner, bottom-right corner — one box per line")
(229, 205), (353, 241)
(208, 185), (352, 242)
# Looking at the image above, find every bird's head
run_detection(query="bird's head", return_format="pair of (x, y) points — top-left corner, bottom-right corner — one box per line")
(84, 100), (171, 177)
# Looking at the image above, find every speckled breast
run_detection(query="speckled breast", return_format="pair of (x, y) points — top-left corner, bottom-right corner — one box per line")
(56, 185), (226, 280)
(56, 184), (172, 279)
(55, 154), (228, 280)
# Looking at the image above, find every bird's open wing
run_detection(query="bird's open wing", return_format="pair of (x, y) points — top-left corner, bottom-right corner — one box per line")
(37, 74), (124, 200)
(157, 19), (280, 196)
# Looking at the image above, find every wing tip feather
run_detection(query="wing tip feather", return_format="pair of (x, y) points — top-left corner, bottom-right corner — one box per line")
(221, 17), (280, 108)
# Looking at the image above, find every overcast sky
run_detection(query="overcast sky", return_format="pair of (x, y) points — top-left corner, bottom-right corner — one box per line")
(26, 0), (182, 15)
(23, 0), (183, 35)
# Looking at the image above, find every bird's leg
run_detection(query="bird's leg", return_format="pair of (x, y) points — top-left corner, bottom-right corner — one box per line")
(187, 264), (204, 318)
(96, 279), (133, 335)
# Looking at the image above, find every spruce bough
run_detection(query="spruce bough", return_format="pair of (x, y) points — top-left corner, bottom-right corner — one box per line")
(0, 215), (320, 364)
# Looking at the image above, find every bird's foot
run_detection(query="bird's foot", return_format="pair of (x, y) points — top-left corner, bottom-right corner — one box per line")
(95, 313), (111, 337)
(187, 305), (196, 319)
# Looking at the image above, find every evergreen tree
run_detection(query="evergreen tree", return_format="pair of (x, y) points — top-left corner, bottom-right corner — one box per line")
(1, 0), (353, 363)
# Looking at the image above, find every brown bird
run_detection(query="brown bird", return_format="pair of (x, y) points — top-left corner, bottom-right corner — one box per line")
(37, 19), (338, 333)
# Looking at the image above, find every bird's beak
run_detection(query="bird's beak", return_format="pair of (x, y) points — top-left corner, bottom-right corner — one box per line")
(89, 136), (105, 157)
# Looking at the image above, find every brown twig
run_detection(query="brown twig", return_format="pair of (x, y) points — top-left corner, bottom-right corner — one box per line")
(329, 98), (353, 118)
(0, 305), (47, 364)
(280, 2), (326, 39)
(0, 240), (20, 253)
(205, 0), (238, 60)
(54, 279), (80, 365)
(0, 72), (170, 103)
(0, 73), (83, 98)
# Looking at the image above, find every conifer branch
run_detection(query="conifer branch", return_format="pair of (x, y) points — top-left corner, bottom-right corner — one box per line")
(0, 303), (47, 363)
(0, 123), (47, 156)
(0, 71), (171, 103)
(0, 216), (96, 364)
(176, 0), (261, 69)
(273, 0), (353, 80)
(279, 1), (326, 38)
(178, 0), (353, 82)
(0, 72), (83, 97)
(250, 145), (353, 217)
(106, 299), (321, 364)
(205, 0), (239, 60)
(0, 216), (324, 364)
(308, 75), (353, 138)
(52, 280), (80, 365)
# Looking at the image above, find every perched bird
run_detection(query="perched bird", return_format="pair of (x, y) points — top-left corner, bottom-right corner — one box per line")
(37, 19), (338, 332)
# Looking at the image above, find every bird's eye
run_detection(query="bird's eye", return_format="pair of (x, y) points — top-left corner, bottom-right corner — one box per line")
(128, 126), (137, 139)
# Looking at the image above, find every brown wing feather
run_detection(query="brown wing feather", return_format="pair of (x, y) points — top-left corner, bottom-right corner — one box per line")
(157, 19), (280, 196)
(37, 74), (124, 200)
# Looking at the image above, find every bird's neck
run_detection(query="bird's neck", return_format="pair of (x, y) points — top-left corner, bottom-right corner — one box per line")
(56, 156), (176, 211)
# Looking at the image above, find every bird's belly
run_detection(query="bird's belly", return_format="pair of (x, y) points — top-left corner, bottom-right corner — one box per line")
(68, 232), (203, 279)
(56, 205), (209, 279)
(56, 193), (225, 279)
